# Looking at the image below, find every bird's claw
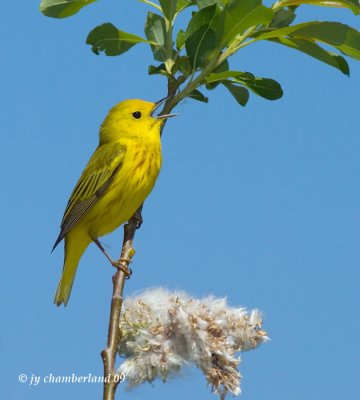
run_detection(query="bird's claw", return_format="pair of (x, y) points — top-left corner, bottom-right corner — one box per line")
(126, 267), (133, 279)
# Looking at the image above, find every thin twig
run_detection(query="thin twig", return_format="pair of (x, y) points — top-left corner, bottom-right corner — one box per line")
(101, 214), (138, 400)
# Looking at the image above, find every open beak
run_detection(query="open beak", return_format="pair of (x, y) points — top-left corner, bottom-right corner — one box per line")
(151, 94), (177, 119)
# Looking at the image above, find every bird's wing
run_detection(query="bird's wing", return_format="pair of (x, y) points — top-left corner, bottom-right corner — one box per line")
(52, 143), (126, 251)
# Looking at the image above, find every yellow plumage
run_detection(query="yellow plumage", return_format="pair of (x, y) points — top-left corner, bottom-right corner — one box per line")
(53, 98), (172, 306)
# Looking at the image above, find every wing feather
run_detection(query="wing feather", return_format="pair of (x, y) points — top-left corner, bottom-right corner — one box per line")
(52, 143), (126, 251)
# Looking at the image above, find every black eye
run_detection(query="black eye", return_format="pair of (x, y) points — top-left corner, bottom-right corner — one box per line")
(132, 111), (142, 119)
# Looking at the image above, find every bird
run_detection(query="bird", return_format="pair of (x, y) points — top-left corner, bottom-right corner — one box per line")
(52, 97), (175, 306)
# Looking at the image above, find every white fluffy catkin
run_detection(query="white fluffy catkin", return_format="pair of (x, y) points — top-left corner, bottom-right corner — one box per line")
(118, 288), (268, 397)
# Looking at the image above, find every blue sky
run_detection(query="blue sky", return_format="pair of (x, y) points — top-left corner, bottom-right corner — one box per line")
(2, 1), (360, 399)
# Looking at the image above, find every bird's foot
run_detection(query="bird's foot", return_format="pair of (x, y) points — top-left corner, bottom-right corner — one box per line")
(93, 238), (132, 278)
(112, 258), (132, 279)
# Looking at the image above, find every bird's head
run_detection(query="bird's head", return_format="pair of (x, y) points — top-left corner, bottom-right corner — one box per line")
(99, 98), (176, 144)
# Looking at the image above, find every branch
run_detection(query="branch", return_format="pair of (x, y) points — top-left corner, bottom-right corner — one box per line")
(101, 212), (139, 400)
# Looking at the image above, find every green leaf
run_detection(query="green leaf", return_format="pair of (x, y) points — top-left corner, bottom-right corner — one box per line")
(206, 70), (283, 100)
(271, 36), (349, 75)
(159, 0), (177, 20)
(235, 76), (283, 100)
(206, 70), (255, 83)
(222, 82), (249, 106)
(176, 56), (192, 76)
(189, 89), (209, 102)
(213, 0), (274, 48)
(205, 81), (220, 90)
(196, 0), (221, 8)
(86, 23), (148, 56)
(145, 12), (167, 61)
(214, 59), (229, 72)
(176, 0), (197, 12)
(270, 8), (296, 28)
(148, 63), (167, 75)
(176, 29), (186, 50)
(205, 60), (230, 89)
(40, 0), (97, 18)
(273, 0), (360, 15)
(256, 21), (360, 60)
(185, 5), (217, 38)
(185, 5), (218, 68)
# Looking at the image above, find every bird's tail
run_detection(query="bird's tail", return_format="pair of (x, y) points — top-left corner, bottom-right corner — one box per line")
(54, 231), (91, 306)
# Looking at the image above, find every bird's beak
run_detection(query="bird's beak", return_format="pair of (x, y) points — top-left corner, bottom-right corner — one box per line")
(151, 94), (177, 119)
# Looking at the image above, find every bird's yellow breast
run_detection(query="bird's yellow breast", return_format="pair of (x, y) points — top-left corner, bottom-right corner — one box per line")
(82, 136), (162, 238)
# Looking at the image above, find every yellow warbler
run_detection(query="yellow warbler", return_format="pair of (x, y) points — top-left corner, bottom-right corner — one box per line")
(52, 98), (175, 306)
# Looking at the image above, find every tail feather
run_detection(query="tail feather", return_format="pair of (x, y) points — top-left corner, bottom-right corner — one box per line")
(54, 231), (91, 306)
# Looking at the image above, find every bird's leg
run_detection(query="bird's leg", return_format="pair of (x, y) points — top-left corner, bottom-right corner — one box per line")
(133, 205), (143, 229)
(93, 238), (113, 264)
(92, 238), (132, 278)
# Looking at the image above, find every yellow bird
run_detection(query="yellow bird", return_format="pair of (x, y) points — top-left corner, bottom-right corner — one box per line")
(52, 98), (175, 306)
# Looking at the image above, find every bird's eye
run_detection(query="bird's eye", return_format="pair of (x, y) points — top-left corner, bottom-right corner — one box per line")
(132, 111), (142, 119)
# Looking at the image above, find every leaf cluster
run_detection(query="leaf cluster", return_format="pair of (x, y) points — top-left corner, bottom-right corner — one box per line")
(40, 0), (360, 106)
